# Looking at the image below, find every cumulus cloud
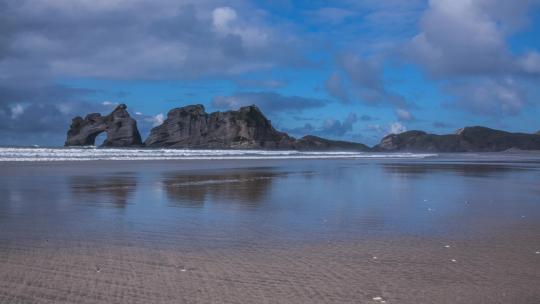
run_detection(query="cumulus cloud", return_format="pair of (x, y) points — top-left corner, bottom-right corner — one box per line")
(102, 101), (118, 107)
(325, 54), (413, 108)
(0, 0), (308, 81)
(404, 0), (540, 117)
(519, 51), (540, 74)
(406, 0), (508, 76)
(405, 0), (540, 77)
(211, 92), (327, 113)
(325, 72), (350, 103)
(10, 104), (24, 119)
(212, 7), (237, 32)
(395, 108), (414, 121)
(389, 122), (407, 134)
(443, 77), (528, 116)
(366, 122), (407, 136)
(0, 98), (115, 145)
(321, 113), (358, 136)
(284, 112), (359, 139)
(0, 0), (311, 145)
(151, 113), (165, 127)
(283, 123), (316, 137)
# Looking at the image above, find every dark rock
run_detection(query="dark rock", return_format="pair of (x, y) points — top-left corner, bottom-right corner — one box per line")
(294, 135), (370, 151)
(374, 126), (540, 152)
(144, 104), (296, 149)
(65, 104), (142, 147)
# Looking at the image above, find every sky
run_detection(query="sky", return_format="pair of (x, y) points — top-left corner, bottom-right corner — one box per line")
(1, 0), (540, 146)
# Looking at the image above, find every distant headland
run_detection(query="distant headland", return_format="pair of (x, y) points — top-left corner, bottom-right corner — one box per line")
(65, 104), (540, 152)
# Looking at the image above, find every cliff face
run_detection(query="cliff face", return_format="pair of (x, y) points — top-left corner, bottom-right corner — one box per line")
(65, 104), (142, 147)
(375, 126), (540, 152)
(144, 105), (296, 149)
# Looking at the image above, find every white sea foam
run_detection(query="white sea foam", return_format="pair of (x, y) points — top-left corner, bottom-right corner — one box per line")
(0, 147), (437, 162)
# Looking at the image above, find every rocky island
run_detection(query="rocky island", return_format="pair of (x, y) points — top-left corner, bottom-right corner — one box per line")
(65, 104), (540, 152)
(144, 104), (295, 149)
(65, 104), (142, 147)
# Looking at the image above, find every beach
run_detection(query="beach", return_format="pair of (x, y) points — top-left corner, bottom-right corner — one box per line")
(1, 154), (539, 303)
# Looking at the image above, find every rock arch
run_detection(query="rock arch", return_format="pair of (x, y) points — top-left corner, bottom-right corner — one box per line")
(65, 104), (142, 147)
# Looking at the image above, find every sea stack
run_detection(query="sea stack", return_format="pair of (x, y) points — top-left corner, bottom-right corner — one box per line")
(144, 104), (296, 149)
(65, 104), (142, 147)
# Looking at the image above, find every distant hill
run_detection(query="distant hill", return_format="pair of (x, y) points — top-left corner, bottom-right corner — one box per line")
(294, 135), (370, 152)
(374, 126), (540, 152)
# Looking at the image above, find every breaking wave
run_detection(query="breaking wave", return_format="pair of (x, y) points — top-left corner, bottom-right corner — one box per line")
(0, 147), (437, 162)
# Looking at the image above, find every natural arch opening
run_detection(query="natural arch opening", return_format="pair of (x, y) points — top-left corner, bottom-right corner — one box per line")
(94, 132), (107, 147)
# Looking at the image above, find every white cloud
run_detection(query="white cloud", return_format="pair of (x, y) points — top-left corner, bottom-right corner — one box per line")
(404, 0), (540, 117)
(389, 122), (407, 134)
(212, 7), (237, 32)
(151, 113), (165, 127)
(0, 1), (306, 81)
(102, 101), (118, 107)
(152, 113), (165, 127)
(406, 0), (508, 76)
(395, 108), (413, 121)
(11, 104), (25, 119)
(520, 51), (540, 74)
(406, 0), (539, 77)
(444, 77), (527, 116)
(325, 54), (412, 108)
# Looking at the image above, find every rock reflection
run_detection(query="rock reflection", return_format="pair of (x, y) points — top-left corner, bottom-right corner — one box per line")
(69, 174), (138, 208)
(162, 170), (286, 207)
(382, 163), (525, 177)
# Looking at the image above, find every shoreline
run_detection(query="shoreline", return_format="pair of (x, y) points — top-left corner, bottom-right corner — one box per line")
(1, 155), (539, 303)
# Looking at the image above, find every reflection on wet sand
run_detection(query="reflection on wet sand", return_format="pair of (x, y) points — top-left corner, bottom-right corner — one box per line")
(161, 170), (287, 207)
(382, 163), (527, 177)
(69, 175), (138, 208)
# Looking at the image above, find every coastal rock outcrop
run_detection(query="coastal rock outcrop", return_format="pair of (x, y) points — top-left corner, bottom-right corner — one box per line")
(374, 126), (540, 152)
(294, 135), (370, 151)
(144, 105), (296, 149)
(65, 103), (538, 152)
(65, 104), (142, 147)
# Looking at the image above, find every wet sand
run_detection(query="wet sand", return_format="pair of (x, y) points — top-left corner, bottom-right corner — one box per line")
(1, 232), (539, 304)
(1, 156), (539, 303)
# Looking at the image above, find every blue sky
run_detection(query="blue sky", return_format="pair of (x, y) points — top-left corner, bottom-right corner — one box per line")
(1, 0), (540, 146)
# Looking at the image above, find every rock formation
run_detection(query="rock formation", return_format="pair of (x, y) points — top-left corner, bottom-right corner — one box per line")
(65, 104), (142, 147)
(144, 105), (296, 149)
(374, 126), (540, 152)
(65, 103), (540, 152)
(294, 135), (370, 151)
(144, 105), (370, 150)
